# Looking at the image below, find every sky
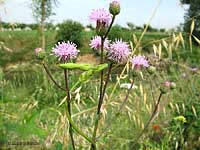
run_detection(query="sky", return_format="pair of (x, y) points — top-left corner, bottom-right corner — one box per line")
(0, 0), (187, 29)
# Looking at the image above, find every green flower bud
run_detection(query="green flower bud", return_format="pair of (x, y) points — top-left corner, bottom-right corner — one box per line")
(170, 82), (176, 90)
(160, 81), (171, 94)
(35, 48), (46, 60)
(109, 1), (121, 16)
(147, 66), (156, 74)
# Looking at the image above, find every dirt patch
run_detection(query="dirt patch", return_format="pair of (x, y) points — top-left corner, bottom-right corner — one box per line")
(77, 54), (100, 65)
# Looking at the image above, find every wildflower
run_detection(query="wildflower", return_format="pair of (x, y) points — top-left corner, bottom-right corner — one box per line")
(89, 36), (110, 51)
(89, 8), (112, 25)
(52, 41), (79, 62)
(152, 124), (160, 131)
(35, 47), (43, 54)
(89, 8), (112, 35)
(160, 80), (174, 94)
(107, 39), (130, 64)
(109, 0), (121, 16)
(164, 81), (171, 87)
(174, 115), (187, 123)
(131, 55), (149, 70)
(190, 67), (198, 73)
(34, 47), (45, 60)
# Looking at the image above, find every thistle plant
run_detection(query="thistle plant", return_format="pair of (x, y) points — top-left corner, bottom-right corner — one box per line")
(34, 1), (176, 149)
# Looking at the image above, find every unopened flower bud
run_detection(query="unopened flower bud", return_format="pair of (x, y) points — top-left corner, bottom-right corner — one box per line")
(147, 66), (156, 74)
(160, 81), (171, 94)
(109, 1), (121, 16)
(35, 48), (45, 60)
(164, 81), (171, 87)
(96, 21), (107, 36)
(170, 82), (176, 90)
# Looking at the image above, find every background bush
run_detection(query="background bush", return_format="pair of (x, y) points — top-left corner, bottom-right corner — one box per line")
(56, 20), (84, 47)
(108, 25), (132, 42)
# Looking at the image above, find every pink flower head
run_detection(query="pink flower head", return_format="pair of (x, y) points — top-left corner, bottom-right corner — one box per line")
(164, 81), (171, 87)
(107, 39), (130, 64)
(52, 41), (79, 62)
(35, 48), (43, 54)
(131, 55), (149, 69)
(89, 36), (110, 51)
(89, 8), (112, 25)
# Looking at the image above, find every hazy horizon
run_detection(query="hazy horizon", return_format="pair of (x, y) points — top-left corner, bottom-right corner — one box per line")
(0, 0), (187, 29)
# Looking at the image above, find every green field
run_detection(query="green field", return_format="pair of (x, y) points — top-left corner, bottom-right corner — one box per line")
(0, 30), (200, 150)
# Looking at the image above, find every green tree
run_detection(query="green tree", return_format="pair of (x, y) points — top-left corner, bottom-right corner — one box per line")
(56, 20), (84, 47)
(127, 22), (135, 31)
(0, 0), (5, 31)
(180, 0), (200, 39)
(31, 0), (58, 50)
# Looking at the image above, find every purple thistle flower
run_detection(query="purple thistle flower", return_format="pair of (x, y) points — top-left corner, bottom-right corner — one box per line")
(52, 41), (79, 62)
(131, 55), (149, 69)
(89, 36), (110, 51)
(107, 39), (130, 64)
(89, 8), (112, 25)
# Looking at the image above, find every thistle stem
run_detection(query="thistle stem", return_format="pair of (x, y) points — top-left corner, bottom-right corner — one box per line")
(65, 98), (94, 144)
(103, 15), (115, 41)
(90, 36), (104, 150)
(64, 69), (75, 150)
(101, 63), (113, 104)
(91, 15), (116, 150)
(42, 63), (65, 91)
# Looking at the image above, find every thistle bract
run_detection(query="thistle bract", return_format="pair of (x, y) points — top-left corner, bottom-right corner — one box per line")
(109, 0), (121, 16)
(35, 48), (45, 60)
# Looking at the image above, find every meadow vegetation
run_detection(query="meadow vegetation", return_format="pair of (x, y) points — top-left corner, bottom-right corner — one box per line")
(0, 3), (200, 149)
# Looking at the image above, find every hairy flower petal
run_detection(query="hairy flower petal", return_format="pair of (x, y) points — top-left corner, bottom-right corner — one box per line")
(107, 39), (130, 64)
(89, 36), (110, 51)
(89, 8), (112, 25)
(52, 41), (79, 62)
(131, 55), (149, 69)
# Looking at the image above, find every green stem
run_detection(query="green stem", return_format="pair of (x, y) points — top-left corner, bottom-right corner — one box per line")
(90, 16), (116, 150)
(64, 69), (75, 150)
(101, 63), (113, 102)
(42, 63), (65, 91)
(65, 99), (94, 144)
(103, 15), (116, 41)
(90, 36), (104, 150)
